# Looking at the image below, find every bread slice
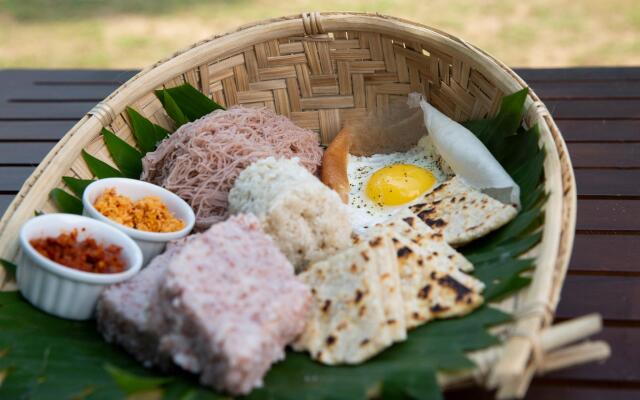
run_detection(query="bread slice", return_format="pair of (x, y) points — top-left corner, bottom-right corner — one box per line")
(410, 176), (518, 247)
(293, 231), (406, 364)
(381, 209), (473, 273)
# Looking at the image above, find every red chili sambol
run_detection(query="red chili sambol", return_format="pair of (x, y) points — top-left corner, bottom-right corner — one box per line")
(29, 229), (126, 274)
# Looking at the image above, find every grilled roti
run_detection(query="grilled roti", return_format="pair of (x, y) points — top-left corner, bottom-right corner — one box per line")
(409, 176), (518, 247)
(394, 238), (484, 329)
(368, 219), (484, 329)
(380, 209), (473, 273)
(293, 231), (406, 365)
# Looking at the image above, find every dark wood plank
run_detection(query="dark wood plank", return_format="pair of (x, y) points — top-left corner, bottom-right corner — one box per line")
(568, 143), (640, 168)
(526, 383), (640, 400)
(544, 326), (639, 383)
(546, 99), (640, 120)
(0, 69), (137, 83)
(0, 195), (13, 215)
(516, 67), (640, 82)
(572, 234), (640, 273)
(0, 102), (96, 120)
(558, 120), (640, 143)
(576, 199), (640, 232)
(555, 275), (640, 321)
(0, 120), (74, 141)
(446, 382), (640, 400)
(3, 85), (116, 101)
(575, 169), (640, 197)
(0, 167), (35, 191)
(0, 142), (56, 164)
(530, 81), (640, 100)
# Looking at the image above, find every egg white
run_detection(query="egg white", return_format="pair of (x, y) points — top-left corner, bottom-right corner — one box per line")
(347, 138), (449, 232)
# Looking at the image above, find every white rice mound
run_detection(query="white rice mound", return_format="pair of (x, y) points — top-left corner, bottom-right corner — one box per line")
(229, 157), (352, 272)
(141, 106), (323, 230)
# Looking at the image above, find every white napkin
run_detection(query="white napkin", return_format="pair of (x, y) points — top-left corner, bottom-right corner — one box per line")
(408, 93), (521, 208)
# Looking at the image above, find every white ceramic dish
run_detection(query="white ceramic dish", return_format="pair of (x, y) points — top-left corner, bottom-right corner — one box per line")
(18, 213), (143, 320)
(82, 178), (195, 265)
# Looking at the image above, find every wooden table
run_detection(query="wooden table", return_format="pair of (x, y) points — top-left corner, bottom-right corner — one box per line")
(1, 68), (638, 399)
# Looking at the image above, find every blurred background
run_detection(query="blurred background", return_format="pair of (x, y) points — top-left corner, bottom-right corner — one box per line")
(1, 0), (638, 68)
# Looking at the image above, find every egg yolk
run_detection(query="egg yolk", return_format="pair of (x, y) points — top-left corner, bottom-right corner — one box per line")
(366, 164), (436, 206)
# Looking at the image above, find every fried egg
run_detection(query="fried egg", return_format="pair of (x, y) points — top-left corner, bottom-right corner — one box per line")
(347, 140), (448, 231)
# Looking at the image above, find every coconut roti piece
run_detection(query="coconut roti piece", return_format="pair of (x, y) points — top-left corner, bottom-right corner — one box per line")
(368, 220), (483, 330)
(392, 238), (484, 329)
(380, 210), (473, 273)
(293, 232), (406, 365)
(409, 176), (518, 247)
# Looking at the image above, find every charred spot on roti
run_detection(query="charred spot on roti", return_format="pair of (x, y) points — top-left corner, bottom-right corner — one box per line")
(412, 312), (420, 320)
(437, 275), (472, 301)
(417, 284), (431, 299)
(396, 246), (412, 258)
(433, 183), (447, 193)
(359, 305), (367, 317)
(459, 196), (466, 202)
(430, 303), (449, 313)
(321, 299), (332, 313)
(361, 251), (370, 261)
(416, 208), (436, 221)
(369, 237), (383, 247)
(430, 271), (437, 280)
(354, 289), (364, 303)
(409, 203), (426, 212)
(360, 339), (370, 347)
(336, 322), (348, 331)
(326, 335), (337, 346)
(417, 258), (424, 266)
(391, 237), (399, 244)
(424, 218), (447, 228)
(402, 216), (416, 226)
(387, 319), (397, 325)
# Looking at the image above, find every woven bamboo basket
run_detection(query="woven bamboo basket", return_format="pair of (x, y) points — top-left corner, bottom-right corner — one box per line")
(0, 12), (608, 398)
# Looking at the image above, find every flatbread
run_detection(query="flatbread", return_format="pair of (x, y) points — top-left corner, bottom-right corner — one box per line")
(409, 176), (518, 247)
(293, 231), (406, 365)
(368, 215), (484, 330)
(381, 209), (473, 273)
(392, 237), (484, 329)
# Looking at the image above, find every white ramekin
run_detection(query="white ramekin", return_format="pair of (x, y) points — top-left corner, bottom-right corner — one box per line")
(18, 213), (143, 320)
(82, 178), (195, 266)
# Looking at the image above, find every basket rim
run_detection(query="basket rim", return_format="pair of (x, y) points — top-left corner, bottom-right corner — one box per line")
(0, 11), (578, 394)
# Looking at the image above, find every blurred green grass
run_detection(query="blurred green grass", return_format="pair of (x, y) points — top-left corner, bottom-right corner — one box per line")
(1, 0), (639, 68)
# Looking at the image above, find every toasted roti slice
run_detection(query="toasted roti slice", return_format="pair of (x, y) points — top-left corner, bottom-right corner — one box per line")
(293, 232), (405, 365)
(369, 223), (484, 329)
(381, 210), (473, 273)
(409, 176), (518, 247)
